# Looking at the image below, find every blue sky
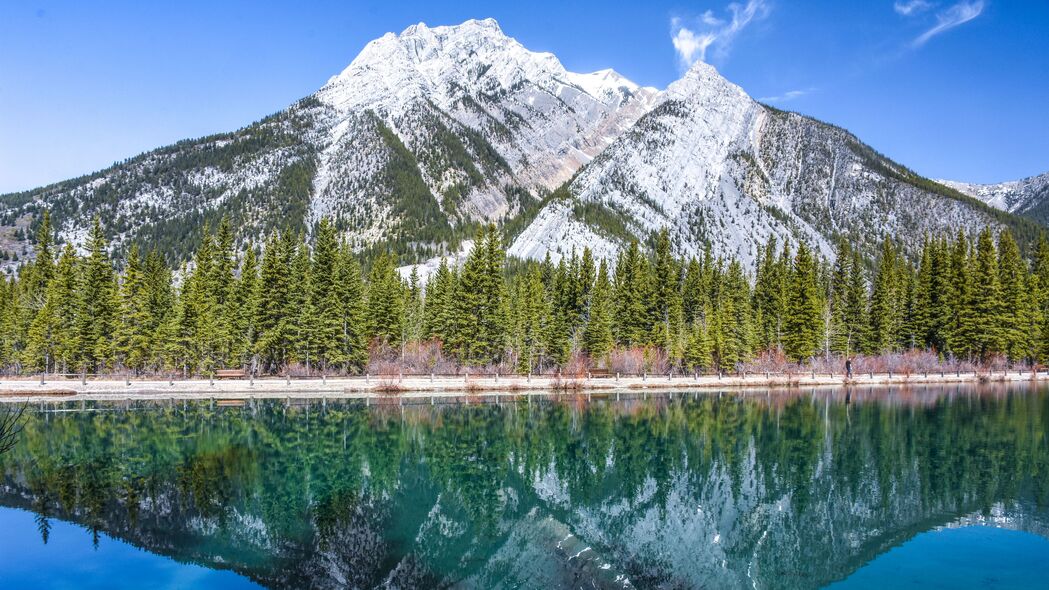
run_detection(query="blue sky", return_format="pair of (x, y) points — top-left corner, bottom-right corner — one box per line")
(1, 0), (1046, 193)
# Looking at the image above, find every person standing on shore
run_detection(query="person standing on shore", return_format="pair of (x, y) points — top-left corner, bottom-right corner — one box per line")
(845, 357), (853, 379)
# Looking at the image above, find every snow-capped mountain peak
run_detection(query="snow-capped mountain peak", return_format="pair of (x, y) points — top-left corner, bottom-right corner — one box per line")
(311, 18), (661, 233)
(319, 18), (617, 114)
(0, 18), (1039, 271)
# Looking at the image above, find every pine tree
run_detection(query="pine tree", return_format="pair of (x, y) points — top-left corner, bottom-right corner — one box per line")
(613, 241), (652, 346)
(715, 260), (753, 372)
(515, 266), (548, 373)
(582, 260), (614, 362)
(255, 233), (293, 372)
(423, 258), (452, 342)
(683, 312), (713, 373)
(290, 241), (315, 372)
(1034, 236), (1049, 363)
(333, 242), (367, 372)
(753, 237), (787, 352)
(912, 238), (935, 349)
(829, 240), (853, 355)
(73, 219), (118, 372)
(403, 267), (425, 343)
(997, 231), (1030, 361)
(310, 219), (342, 371)
(945, 231), (971, 356)
(451, 226), (506, 365)
(868, 238), (905, 353)
(365, 251), (404, 345)
(650, 228), (684, 362)
(783, 242), (823, 362)
(143, 249), (174, 369)
(229, 245), (258, 368)
(964, 229), (1002, 360)
(117, 244), (151, 372)
(25, 243), (78, 373)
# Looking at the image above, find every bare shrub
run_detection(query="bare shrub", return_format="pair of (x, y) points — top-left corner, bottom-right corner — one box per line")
(745, 349), (793, 375)
(561, 352), (590, 379)
(607, 346), (671, 376)
(607, 347), (646, 376)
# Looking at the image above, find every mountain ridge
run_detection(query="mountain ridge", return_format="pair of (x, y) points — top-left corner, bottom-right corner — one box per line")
(938, 171), (1049, 226)
(0, 18), (1043, 270)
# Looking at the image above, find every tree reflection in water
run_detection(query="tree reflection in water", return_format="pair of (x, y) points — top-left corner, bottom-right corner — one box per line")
(1, 384), (1047, 589)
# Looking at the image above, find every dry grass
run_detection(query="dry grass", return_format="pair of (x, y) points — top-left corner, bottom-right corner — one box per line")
(0, 389), (75, 397)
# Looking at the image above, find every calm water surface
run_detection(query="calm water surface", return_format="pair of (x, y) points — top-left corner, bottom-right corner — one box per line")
(1, 385), (1047, 589)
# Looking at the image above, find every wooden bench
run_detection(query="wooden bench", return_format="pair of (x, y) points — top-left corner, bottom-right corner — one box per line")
(213, 369), (247, 379)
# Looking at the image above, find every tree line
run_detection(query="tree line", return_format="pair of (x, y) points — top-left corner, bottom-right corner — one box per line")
(2, 212), (1048, 377)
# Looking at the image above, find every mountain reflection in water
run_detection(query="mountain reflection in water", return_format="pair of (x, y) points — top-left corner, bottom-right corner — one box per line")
(1, 385), (1047, 589)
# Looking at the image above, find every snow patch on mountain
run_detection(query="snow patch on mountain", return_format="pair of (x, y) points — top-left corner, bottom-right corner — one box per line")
(938, 171), (1049, 215)
(508, 58), (1014, 266)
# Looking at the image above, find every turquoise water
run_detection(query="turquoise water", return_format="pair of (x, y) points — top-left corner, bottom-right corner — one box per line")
(0, 506), (262, 589)
(828, 526), (1049, 589)
(1, 385), (1047, 588)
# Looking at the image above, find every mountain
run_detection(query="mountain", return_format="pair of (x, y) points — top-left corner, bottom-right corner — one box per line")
(0, 18), (1040, 269)
(507, 61), (1043, 267)
(938, 171), (1049, 227)
(0, 19), (656, 263)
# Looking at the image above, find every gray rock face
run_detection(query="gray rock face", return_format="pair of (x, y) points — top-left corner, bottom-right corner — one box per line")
(508, 61), (1027, 266)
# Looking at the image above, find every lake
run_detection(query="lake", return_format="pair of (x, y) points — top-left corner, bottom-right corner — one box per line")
(1, 384), (1047, 589)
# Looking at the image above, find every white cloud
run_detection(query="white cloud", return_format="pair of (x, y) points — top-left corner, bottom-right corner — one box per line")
(671, 0), (771, 67)
(701, 10), (725, 26)
(894, 0), (934, 16)
(758, 88), (816, 103)
(912, 1), (984, 47)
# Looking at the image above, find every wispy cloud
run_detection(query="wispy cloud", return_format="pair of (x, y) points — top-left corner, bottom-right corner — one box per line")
(894, 0), (934, 16)
(912, 1), (984, 47)
(671, 0), (771, 67)
(758, 87), (816, 103)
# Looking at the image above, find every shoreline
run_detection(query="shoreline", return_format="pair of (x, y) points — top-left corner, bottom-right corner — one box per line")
(0, 370), (1043, 403)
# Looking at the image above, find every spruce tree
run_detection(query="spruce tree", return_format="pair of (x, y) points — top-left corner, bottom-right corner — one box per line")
(716, 260), (753, 372)
(290, 242), (315, 371)
(868, 239), (904, 353)
(613, 241), (652, 346)
(308, 222), (337, 369)
(516, 267), (548, 373)
(423, 258), (452, 342)
(25, 243), (78, 373)
(783, 242), (823, 362)
(964, 229), (1002, 359)
(945, 232), (971, 355)
(582, 260), (614, 362)
(365, 251), (404, 345)
(117, 245), (151, 372)
(255, 233), (293, 372)
(753, 237), (787, 352)
(73, 219), (118, 373)
(997, 231), (1029, 361)
(229, 245), (258, 369)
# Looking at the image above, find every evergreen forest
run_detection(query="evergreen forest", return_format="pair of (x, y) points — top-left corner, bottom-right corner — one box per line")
(3, 211), (1049, 377)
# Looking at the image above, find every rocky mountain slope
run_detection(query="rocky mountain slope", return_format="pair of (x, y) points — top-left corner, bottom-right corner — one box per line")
(939, 171), (1049, 227)
(0, 18), (1040, 268)
(0, 19), (656, 263)
(508, 61), (1042, 266)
